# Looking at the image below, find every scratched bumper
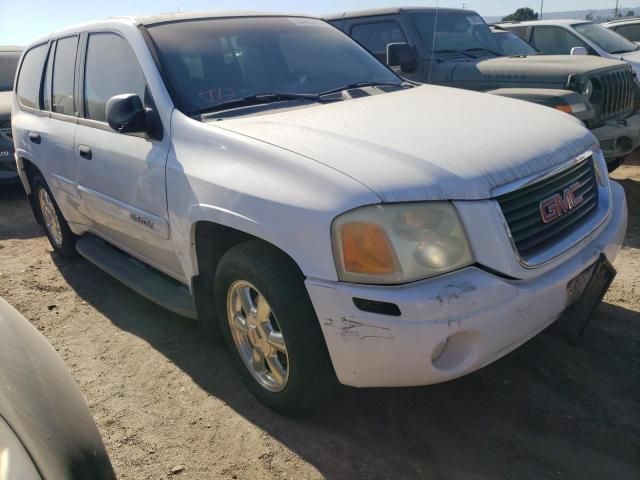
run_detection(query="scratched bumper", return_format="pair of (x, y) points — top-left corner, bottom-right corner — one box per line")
(305, 182), (627, 388)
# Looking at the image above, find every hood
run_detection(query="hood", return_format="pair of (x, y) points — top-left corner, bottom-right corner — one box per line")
(0, 91), (11, 123)
(441, 55), (628, 88)
(619, 49), (640, 76)
(211, 85), (595, 202)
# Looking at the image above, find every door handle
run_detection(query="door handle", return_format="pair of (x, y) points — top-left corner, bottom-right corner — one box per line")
(29, 132), (41, 144)
(78, 145), (92, 160)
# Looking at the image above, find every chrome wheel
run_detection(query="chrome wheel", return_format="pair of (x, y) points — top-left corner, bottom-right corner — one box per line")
(226, 280), (289, 392)
(38, 187), (63, 248)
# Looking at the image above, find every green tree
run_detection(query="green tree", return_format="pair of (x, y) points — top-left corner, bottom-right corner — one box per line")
(502, 7), (539, 22)
(585, 12), (594, 20)
(626, 10), (635, 16)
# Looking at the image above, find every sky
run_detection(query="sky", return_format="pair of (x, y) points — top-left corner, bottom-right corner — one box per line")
(0, 0), (631, 45)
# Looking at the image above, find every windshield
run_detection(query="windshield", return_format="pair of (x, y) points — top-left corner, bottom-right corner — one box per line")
(410, 11), (501, 58)
(573, 22), (638, 54)
(147, 17), (401, 114)
(493, 31), (538, 56)
(0, 51), (21, 91)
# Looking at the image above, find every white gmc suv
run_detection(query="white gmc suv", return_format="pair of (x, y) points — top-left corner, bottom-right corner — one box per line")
(12, 12), (627, 414)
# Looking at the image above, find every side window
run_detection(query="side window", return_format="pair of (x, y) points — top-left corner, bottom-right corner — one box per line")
(530, 27), (584, 54)
(16, 44), (47, 109)
(51, 36), (78, 115)
(84, 33), (146, 122)
(351, 21), (408, 62)
(616, 24), (640, 42)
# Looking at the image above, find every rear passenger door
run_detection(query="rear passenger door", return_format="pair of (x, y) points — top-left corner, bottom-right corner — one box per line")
(75, 32), (173, 270)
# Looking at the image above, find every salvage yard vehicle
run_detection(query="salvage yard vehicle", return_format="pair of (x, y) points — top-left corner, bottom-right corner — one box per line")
(0, 46), (21, 184)
(602, 17), (640, 43)
(0, 297), (115, 479)
(328, 8), (640, 170)
(12, 12), (627, 414)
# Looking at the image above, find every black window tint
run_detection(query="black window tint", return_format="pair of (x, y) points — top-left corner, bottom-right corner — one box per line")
(530, 27), (583, 54)
(52, 36), (78, 115)
(351, 21), (407, 62)
(0, 51), (21, 91)
(16, 44), (47, 109)
(84, 33), (146, 122)
(615, 24), (640, 42)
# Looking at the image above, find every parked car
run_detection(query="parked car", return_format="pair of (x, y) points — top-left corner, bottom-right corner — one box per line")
(497, 19), (640, 75)
(602, 17), (640, 43)
(0, 46), (22, 184)
(328, 8), (640, 170)
(0, 297), (115, 479)
(12, 12), (627, 414)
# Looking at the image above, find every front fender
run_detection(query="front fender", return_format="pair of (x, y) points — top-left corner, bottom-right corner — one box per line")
(487, 88), (595, 122)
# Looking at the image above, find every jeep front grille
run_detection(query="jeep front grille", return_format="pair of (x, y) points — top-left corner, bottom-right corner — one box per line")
(598, 69), (635, 121)
(496, 156), (599, 260)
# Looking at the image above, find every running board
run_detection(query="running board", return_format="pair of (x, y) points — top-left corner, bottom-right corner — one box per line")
(76, 235), (197, 319)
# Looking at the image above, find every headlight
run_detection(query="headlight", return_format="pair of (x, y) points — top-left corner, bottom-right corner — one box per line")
(332, 202), (474, 284)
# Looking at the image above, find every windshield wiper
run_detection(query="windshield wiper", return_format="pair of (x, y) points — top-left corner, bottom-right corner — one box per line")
(192, 92), (320, 116)
(318, 81), (410, 97)
(463, 47), (502, 56)
(432, 49), (476, 59)
(611, 46), (639, 54)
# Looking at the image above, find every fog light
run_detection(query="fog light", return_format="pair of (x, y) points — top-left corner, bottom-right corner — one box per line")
(431, 338), (449, 363)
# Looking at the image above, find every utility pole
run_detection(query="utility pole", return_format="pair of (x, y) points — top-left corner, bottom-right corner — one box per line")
(615, 0), (619, 17)
(540, 0), (544, 19)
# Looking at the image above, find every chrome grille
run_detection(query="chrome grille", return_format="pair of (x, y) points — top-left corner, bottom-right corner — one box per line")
(598, 69), (635, 121)
(496, 157), (599, 260)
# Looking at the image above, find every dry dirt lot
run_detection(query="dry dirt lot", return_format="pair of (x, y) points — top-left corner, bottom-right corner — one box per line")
(0, 164), (639, 480)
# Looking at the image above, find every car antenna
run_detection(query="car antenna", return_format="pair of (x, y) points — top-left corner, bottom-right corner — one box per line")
(428, 1), (440, 84)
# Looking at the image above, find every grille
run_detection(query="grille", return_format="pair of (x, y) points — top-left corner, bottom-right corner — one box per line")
(496, 157), (599, 260)
(598, 69), (635, 121)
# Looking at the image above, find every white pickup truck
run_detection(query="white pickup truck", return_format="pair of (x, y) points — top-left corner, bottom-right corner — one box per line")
(12, 12), (627, 414)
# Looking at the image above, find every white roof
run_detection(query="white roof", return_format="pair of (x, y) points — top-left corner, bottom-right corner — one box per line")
(602, 18), (640, 27)
(501, 19), (587, 27)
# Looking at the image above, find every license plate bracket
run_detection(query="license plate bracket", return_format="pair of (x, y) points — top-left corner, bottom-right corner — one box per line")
(562, 254), (616, 343)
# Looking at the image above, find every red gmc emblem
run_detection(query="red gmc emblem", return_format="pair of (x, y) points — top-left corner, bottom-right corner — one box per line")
(539, 182), (584, 224)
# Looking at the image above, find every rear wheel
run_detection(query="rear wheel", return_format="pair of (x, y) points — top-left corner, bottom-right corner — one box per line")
(33, 174), (77, 257)
(214, 240), (336, 414)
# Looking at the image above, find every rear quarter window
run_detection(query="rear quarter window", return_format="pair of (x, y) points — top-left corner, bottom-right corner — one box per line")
(16, 44), (48, 109)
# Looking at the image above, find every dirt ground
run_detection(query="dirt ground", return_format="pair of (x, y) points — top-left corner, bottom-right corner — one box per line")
(0, 163), (638, 480)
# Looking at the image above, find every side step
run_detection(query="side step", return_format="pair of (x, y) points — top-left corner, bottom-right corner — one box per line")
(76, 235), (197, 319)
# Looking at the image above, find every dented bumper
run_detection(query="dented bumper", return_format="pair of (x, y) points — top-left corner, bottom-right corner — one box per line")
(306, 182), (627, 388)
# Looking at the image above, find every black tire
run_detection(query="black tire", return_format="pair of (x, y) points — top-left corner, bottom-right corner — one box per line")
(32, 174), (77, 258)
(214, 240), (336, 415)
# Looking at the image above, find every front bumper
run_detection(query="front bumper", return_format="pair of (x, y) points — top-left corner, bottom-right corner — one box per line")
(306, 182), (627, 388)
(591, 111), (640, 163)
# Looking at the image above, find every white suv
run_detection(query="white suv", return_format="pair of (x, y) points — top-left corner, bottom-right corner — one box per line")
(12, 12), (627, 414)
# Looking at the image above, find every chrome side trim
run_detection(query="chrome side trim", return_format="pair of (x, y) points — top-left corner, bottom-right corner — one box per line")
(492, 147), (611, 269)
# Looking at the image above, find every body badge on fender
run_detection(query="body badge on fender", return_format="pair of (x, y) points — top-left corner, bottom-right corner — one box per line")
(539, 182), (585, 224)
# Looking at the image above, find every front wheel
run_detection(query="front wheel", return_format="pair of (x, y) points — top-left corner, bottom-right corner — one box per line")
(215, 240), (336, 415)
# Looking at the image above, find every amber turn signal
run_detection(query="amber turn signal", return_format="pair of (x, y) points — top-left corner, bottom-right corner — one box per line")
(341, 222), (397, 274)
(555, 104), (573, 114)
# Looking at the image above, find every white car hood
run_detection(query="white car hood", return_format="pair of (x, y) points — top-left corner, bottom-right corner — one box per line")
(213, 85), (595, 202)
(619, 49), (640, 76)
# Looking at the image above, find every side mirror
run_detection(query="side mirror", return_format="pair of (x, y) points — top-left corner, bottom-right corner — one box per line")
(106, 94), (147, 134)
(570, 46), (588, 56)
(387, 42), (417, 73)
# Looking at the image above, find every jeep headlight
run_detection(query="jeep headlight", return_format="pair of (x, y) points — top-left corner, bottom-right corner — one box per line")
(332, 203), (474, 284)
